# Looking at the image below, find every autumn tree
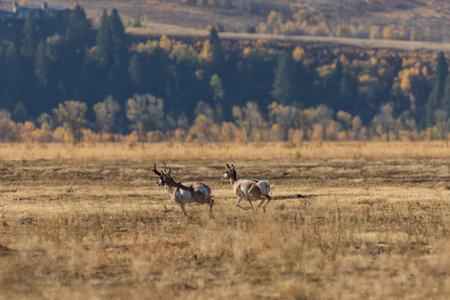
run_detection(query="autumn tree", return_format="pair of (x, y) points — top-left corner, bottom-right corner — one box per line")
(93, 96), (120, 140)
(351, 116), (362, 140)
(0, 109), (14, 142)
(337, 111), (352, 136)
(372, 103), (395, 139)
(52, 100), (88, 143)
(126, 94), (164, 142)
(268, 102), (298, 141)
(210, 74), (225, 122)
(434, 110), (449, 140)
(369, 25), (381, 39)
(232, 102), (267, 141)
(315, 105), (333, 140)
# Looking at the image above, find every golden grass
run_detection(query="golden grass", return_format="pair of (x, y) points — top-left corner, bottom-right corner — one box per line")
(1, 142), (450, 299)
(0, 141), (449, 161)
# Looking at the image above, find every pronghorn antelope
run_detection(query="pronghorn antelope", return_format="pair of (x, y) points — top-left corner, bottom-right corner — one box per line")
(222, 163), (271, 212)
(152, 162), (215, 223)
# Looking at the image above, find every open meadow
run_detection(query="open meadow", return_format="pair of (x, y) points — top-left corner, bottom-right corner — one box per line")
(1, 142), (450, 299)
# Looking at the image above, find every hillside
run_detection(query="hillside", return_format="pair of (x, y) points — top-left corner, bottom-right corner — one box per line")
(2, 0), (450, 34)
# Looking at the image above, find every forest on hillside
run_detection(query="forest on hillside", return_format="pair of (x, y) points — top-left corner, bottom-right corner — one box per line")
(1, 4), (450, 143)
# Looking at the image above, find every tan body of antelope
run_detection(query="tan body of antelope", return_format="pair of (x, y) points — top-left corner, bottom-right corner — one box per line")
(153, 162), (215, 223)
(222, 163), (271, 212)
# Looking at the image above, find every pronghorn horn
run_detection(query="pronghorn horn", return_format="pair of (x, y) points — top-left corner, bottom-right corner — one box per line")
(152, 164), (161, 176)
(226, 163), (231, 170)
(167, 167), (171, 175)
(231, 164), (235, 170)
(163, 161), (167, 173)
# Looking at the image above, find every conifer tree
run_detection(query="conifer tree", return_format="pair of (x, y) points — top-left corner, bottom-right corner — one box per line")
(65, 4), (92, 50)
(96, 10), (112, 67)
(208, 26), (224, 74)
(271, 51), (297, 105)
(426, 52), (448, 127)
(35, 40), (49, 87)
(441, 75), (450, 116)
(22, 10), (41, 57)
(128, 53), (143, 90)
(4, 43), (21, 107)
(109, 8), (127, 64)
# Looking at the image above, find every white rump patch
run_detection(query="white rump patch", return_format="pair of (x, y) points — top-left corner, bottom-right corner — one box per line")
(177, 189), (192, 201)
(257, 181), (270, 195)
(197, 184), (212, 198)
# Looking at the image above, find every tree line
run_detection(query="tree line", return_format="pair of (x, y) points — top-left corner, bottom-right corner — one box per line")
(0, 96), (448, 143)
(0, 5), (450, 143)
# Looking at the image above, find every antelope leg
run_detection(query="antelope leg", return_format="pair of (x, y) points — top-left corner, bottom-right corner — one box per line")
(236, 197), (250, 211)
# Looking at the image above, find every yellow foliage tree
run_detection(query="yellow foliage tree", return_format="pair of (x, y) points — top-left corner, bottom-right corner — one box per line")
(369, 26), (380, 39)
(159, 35), (172, 52)
(292, 47), (305, 62)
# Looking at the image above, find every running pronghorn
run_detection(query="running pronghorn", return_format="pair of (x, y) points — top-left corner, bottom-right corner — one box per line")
(152, 162), (215, 223)
(221, 163), (271, 212)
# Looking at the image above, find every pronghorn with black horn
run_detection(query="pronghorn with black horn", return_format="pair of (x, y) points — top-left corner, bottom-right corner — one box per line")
(152, 161), (215, 223)
(221, 163), (271, 212)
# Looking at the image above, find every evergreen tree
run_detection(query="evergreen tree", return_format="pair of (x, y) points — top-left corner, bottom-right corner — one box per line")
(96, 10), (112, 67)
(95, 9), (128, 99)
(338, 73), (358, 113)
(21, 10), (41, 57)
(271, 51), (297, 105)
(4, 43), (30, 112)
(128, 53), (143, 91)
(426, 52), (448, 127)
(208, 26), (224, 74)
(441, 75), (450, 116)
(323, 60), (344, 111)
(35, 40), (49, 87)
(65, 4), (93, 50)
(109, 8), (127, 65)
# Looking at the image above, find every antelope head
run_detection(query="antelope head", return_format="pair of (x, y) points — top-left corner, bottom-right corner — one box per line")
(222, 163), (236, 180)
(152, 163), (164, 186)
(153, 163), (172, 186)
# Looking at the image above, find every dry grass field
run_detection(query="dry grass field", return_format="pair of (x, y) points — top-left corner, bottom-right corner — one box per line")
(1, 142), (450, 299)
(4, 0), (450, 33)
